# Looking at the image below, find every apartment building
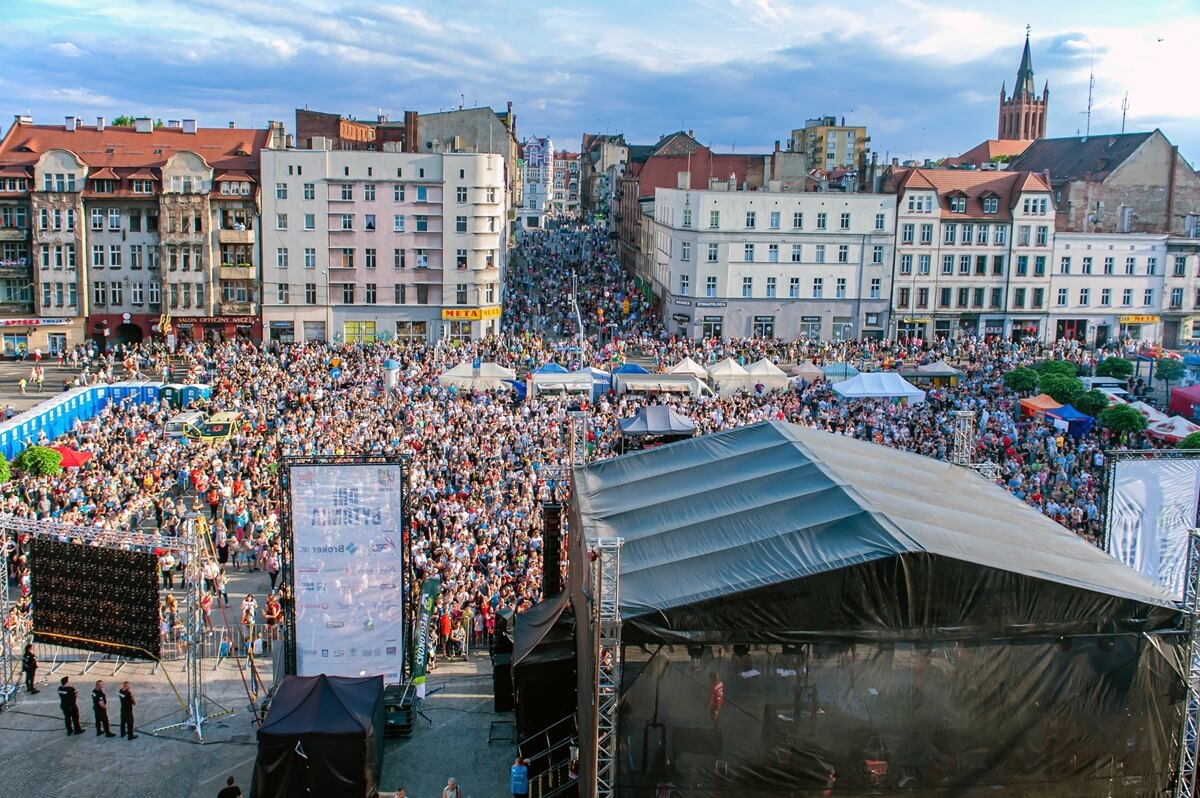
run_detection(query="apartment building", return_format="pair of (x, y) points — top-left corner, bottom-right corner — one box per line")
(655, 186), (896, 340)
(260, 147), (506, 343)
(521, 136), (553, 229)
(889, 168), (1054, 341)
(790, 116), (868, 170)
(552, 151), (580, 215)
(0, 114), (280, 353)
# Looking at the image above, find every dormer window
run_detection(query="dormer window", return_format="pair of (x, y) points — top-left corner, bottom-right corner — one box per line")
(950, 196), (967, 213)
(92, 179), (115, 193)
(983, 197), (999, 214)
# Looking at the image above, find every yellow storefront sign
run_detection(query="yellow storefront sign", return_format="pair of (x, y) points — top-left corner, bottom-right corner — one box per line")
(1119, 315), (1160, 325)
(441, 306), (502, 321)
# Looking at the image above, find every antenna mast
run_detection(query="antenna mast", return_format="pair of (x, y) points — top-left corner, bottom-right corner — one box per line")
(1121, 92), (1129, 133)
(1085, 49), (1095, 138)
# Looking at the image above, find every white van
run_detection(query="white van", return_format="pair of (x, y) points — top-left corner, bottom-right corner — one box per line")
(164, 411), (205, 439)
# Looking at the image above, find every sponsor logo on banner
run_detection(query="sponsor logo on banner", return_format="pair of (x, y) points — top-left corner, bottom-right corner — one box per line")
(379, 583), (397, 591)
(300, 582), (327, 592)
(300, 603), (329, 610)
(321, 649), (329, 658)
(386, 646), (398, 656)
(326, 621), (345, 628)
(297, 566), (320, 574)
(370, 537), (396, 553)
(333, 650), (345, 657)
(378, 468), (398, 486)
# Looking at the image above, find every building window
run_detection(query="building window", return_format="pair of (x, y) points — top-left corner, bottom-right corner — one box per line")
(741, 277), (753, 297)
(961, 223), (974, 244)
(789, 277), (800, 298)
(1032, 288), (1044, 308)
(1172, 287), (1184, 308)
(978, 225), (989, 245)
(791, 245), (802, 263)
(453, 283), (467, 305)
(899, 254), (912, 275)
(275, 182), (287, 200)
(992, 256), (1004, 276)
(837, 245), (849, 263)
(920, 224), (933, 244)
(959, 255), (971, 275)
(874, 213), (885, 231)
(365, 248), (377, 269)
(744, 210), (756, 229)
(394, 184), (405, 202)
(705, 276), (717, 297)
(938, 287), (951, 308)
(108, 209), (120, 230)
(1057, 288), (1068, 306)
(276, 283), (289, 304)
(872, 245), (883, 264)
(942, 255), (954, 275)
(394, 248), (405, 268)
(816, 212), (827, 230)
(681, 241), (691, 262)
(415, 216), (428, 232)
(1080, 288), (1091, 305)
(364, 184), (376, 201)
(836, 277), (846, 298)
(917, 287), (929, 308)
(305, 283), (317, 304)
(768, 244), (778, 263)
(814, 245), (825, 264)
(303, 183), (315, 199)
(456, 216), (467, 233)
(1059, 256), (1071, 275)
(1016, 256), (1028, 276)
(1101, 288), (1112, 306)
(950, 196), (966, 213)
(897, 287), (910, 308)
(1145, 288), (1155, 306)
(707, 243), (718, 262)
(364, 283), (377, 304)
(1035, 225), (1048, 246)
(339, 184), (353, 200)
(93, 281), (106, 305)
(679, 274), (689, 295)
(944, 224), (957, 245)
(682, 208), (692, 228)
(744, 244), (755, 262)
(416, 185), (427, 202)
(1175, 256), (1188, 277)
(901, 223), (914, 244)
(276, 248), (288, 269)
(956, 287), (969, 307)
(1013, 288), (1025, 308)
(766, 276), (777, 297)
(456, 249), (468, 270)
(988, 288), (1001, 308)
(793, 211), (803, 229)
(91, 245), (105, 268)
(339, 283), (354, 304)
(304, 248), (316, 269)
(364, 214), (376, 231)
(341, 248), (354, 268)
(1104, 257), (1115, 275)
(839, 212), (850, 230)
(983, 197), (998, 214)
(276, 213), (287, 230)
(812, 277), (823, 299)
(919, 255), (931, 275)
(394, 284), (406, 304)
(1082, 257), (1093, 275)
(769, 211), (780, 229)
(709, 210), (720, 228)
(1034, 256), (1045, 276)
(1147, 257), (1158, 276)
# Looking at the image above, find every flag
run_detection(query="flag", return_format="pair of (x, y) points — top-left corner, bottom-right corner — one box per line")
(412, 577), (441, 698)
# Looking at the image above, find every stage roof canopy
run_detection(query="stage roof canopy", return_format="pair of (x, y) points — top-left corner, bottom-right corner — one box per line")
(573, 421), (1175, 631)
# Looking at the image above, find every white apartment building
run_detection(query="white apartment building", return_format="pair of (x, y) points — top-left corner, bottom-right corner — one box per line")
(260, 147), (507, 343)
(1049, 233), (1170, 345)
(521, 137), (553, 229)
(891, 168), (1054, 341)
(655, 187), (896, 340)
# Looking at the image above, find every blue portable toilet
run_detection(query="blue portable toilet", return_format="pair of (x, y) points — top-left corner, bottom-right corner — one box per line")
(181, 383), (211, 408)
(143, 381), (164, 404)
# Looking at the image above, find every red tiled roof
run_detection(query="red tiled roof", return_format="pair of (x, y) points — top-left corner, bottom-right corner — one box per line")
(635, 148), (759, 199)
(215, 170), (256, 182)
(946, 138), (1034, 167)
(893, 167), (1051, 219)
(0, 122), (268, 173)
(89, 167), (118, 180)
(127, 169), (157, 180)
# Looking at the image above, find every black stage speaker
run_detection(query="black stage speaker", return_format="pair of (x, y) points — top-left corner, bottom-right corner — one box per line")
(542, 502), (563, 597)
(493, 652), (514, 712)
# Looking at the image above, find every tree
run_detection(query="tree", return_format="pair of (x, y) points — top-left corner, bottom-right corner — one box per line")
(1038, 360), (1079, 378)
(1178, 432), (1200, 450)
(0, 453), (10, 484)
(1003, 367), (1039, 395)
(111, 115), (136, 127)
(14, 445), (62, 476)
(1038, 374), (1084, 405)
(1096, 357), (1134, 380)
(1074, 390), (1110, 418)
(1100, 404), (1148, 442)
(1155, 358), (1185, 395)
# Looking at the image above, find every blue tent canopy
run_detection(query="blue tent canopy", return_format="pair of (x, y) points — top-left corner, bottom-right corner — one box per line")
(534, 362), (569, 374)
(1046, 404), (1095, 438)
(822, 362), (860, 379)
(613, 363), (650, 375)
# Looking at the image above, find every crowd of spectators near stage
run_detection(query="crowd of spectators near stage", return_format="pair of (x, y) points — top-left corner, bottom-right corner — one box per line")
(1, 224), (1173, 662)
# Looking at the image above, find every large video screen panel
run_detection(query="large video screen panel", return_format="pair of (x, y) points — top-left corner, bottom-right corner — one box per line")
(1108, 458), (1200, 599)
(30, 538), (161, 660)
(291, 463), (404, 682)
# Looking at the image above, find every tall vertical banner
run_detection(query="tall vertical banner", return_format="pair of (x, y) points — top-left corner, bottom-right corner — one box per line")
(1108, 458), (1200, 599)
(290, 463), (405, 681)
(412, 577), (441, 699)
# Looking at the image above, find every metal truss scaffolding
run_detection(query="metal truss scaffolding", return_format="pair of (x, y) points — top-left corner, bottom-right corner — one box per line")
(949, 409), (1000, 481)
(1175, 530), (1200, 798)
(592, 537), (624, 798)
(569, 409), (591, 467)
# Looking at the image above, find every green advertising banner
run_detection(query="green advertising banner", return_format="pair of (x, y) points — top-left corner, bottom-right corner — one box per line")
(412, 577), (441, 697)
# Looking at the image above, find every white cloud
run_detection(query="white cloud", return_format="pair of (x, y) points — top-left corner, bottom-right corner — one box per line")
(50, 87), (117, 106)
(48, 42), (86, 57)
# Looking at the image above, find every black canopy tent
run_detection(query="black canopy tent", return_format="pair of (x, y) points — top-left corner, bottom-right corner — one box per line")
(617, 405), (697, 453)
(569, 421), (1187, 797)
(512, 592), (577, 764)
(251, 674), (385, 798)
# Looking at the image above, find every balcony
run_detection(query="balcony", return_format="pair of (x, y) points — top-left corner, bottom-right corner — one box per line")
(0, 227), (29, 242)
(219, 301), (256, 315)
(411, 266), (442, 282)
(219, 264), (255, 281)
(0, 300), (35, 313)
(218, 227), (255, 245)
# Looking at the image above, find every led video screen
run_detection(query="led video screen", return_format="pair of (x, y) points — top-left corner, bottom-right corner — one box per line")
(31, 538), (161, 660)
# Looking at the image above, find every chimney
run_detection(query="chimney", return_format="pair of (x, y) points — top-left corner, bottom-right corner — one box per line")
(841, 116), (845, 126)
(134, 117), (152, 133)
(96, 116), (105, 131)
(15, 114), (33, 125)
(182, 119), (197, 134)
(167, 120), (181, 129)
(65, 116), (77, 132)
(688, 129), (694, 138)
(228, 121), (235, 129)
(774, 140), (780, 153)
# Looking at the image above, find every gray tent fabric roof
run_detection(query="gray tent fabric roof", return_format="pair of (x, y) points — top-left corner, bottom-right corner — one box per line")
(618, 405), (697, 436)
(573, 421), (1174, 619)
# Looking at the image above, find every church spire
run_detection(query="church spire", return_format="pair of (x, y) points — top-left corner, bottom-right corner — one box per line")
(1015, 26), (1036, 99)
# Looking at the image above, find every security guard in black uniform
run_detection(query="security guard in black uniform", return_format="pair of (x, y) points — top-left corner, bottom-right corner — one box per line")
(118, 681), (137, 740)
(92, 680), (116, 737)
(58, 676), (83, 736)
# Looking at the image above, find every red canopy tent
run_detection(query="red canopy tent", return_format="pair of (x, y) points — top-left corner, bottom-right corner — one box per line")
(50, 445), (93, 469)
(1169, 384), (1200, 418)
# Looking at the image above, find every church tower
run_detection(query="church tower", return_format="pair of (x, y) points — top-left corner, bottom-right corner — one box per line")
(998, 30), (1049, 140)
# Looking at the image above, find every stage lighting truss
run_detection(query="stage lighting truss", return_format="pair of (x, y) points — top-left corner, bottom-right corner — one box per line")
(949, 410), (1000, 482)
(592, 537), (624, 798)
(1174, 530), (1200, 798)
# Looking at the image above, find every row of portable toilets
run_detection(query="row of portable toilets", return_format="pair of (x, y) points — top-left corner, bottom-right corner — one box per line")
(0, 381), (212, 461)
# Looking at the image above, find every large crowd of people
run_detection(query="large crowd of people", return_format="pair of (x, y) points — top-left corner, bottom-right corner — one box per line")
(0, 223), (1175, 669)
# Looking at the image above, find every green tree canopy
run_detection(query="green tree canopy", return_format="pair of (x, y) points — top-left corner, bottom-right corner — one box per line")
(0, 453), (11, 484)
(1178, 432), (1200, 450)
(1100, 404), (1149, 440)
(1096, 357), (1134, 380)
(1003, 366), (1039, 394)
(1073, 390), (1110, 418)
(1038, 360), (1079, 378)
(1037, 374), (1085, 405)
(13, 445), (62, 476)
(1155, 358), (1185, 385)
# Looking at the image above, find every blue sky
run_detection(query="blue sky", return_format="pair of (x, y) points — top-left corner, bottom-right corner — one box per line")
(4, 0), (1198, 164)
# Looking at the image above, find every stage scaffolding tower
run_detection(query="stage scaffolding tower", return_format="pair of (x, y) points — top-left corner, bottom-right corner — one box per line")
(592, 537), (624, 798)
(1175, 530), (1200, 798)
(950, 409), (999, 482)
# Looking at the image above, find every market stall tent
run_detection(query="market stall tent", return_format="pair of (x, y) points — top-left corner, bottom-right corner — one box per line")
(821, 362), (860, 382)
(707, 357), (751, 397)
(1019, 393), (1063, 417)
(1045, 404), (1095, 438)
(667, 357), (709, 379)
(438, 361), (516, 391)
(251, 674), (385, 798)
(745, 358), (791, 393)
(831, 372), (926, 403)
(568, 421), (1183, 797)
(1129, 400), (1169, 424)
(1147, 415), (1200, 442)
(1170, 383), (1200, 418)
(790, 361), (825, 382)
(618, 405), (697, 437)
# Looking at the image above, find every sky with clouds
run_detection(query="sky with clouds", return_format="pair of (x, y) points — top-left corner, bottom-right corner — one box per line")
(5, 0), (1198, 164)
